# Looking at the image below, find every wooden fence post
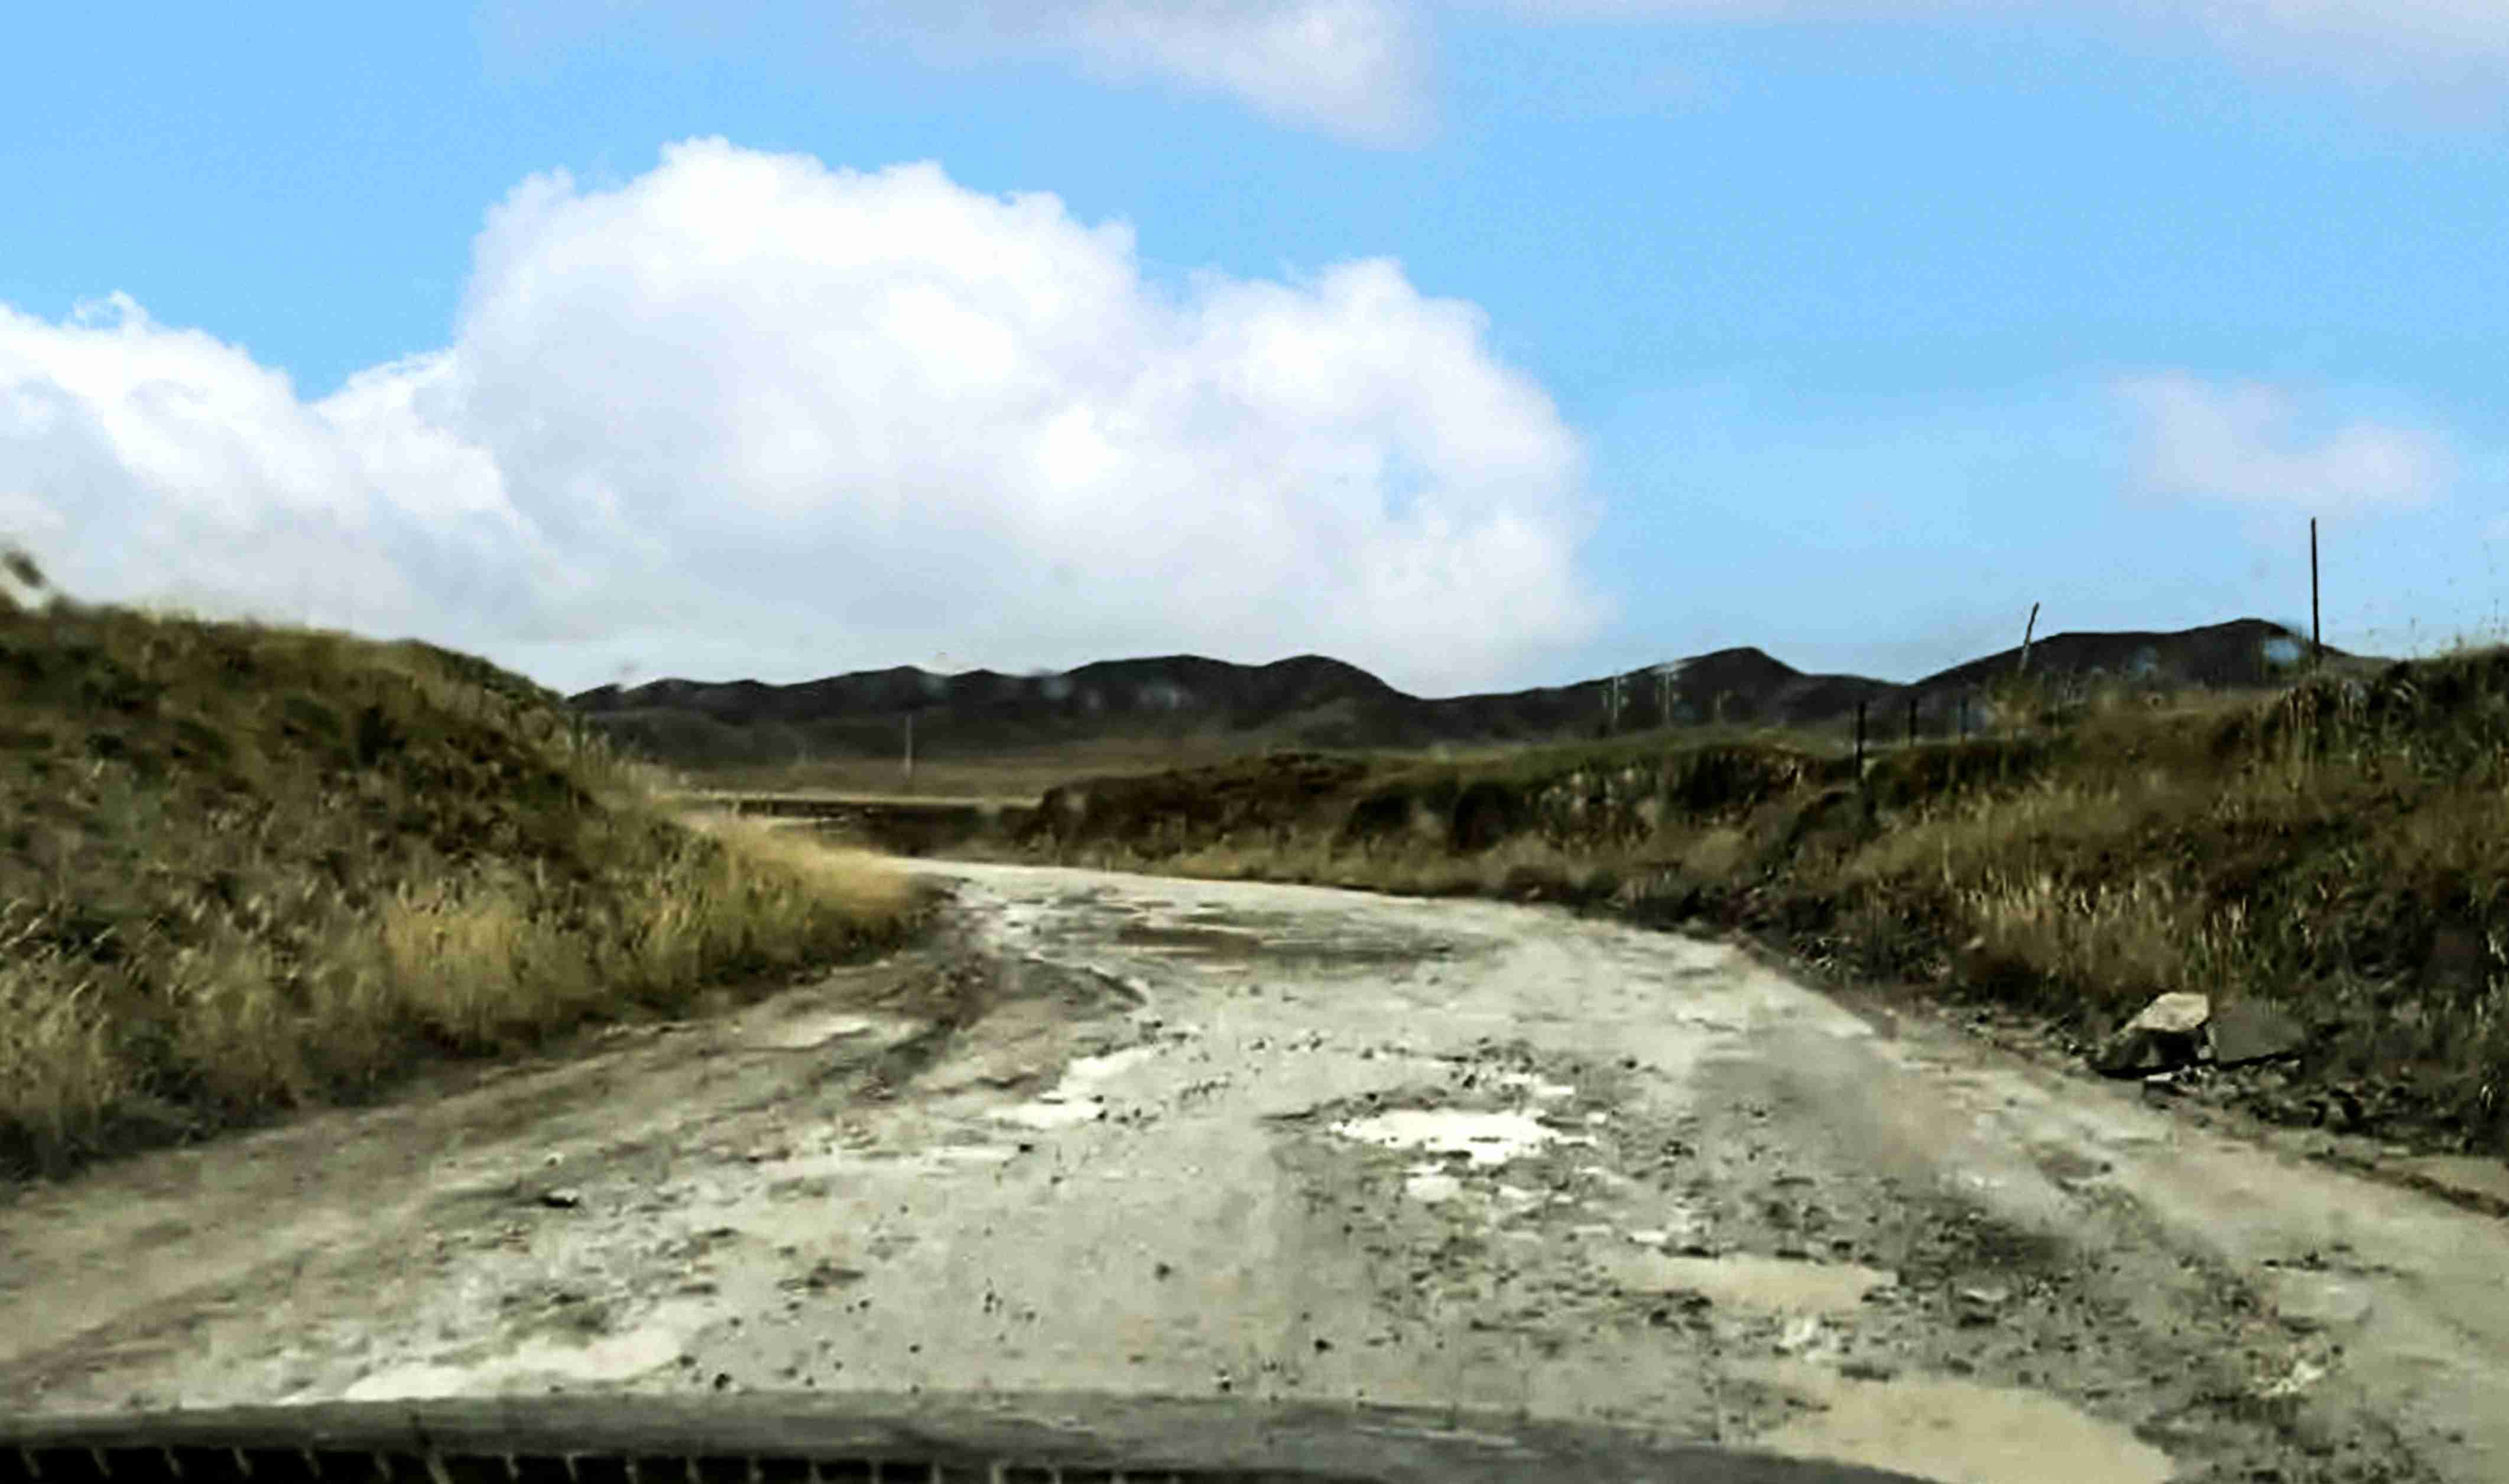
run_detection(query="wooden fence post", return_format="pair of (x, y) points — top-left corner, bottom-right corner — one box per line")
(2311, 517), (2323, 671)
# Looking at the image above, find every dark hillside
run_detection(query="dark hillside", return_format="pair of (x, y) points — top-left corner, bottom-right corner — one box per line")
(577, 618), (2377, 770)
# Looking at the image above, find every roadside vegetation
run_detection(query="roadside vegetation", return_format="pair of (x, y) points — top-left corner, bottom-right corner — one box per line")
(0, 556), (918, 1180)
(677, 738), (1286, 806)
(1012, 653), (2509, 1156)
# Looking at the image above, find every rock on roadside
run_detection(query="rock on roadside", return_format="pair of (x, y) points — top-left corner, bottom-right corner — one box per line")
(2092, 993), (2211, 1077)
(2091, 992), (2307, 1078)
(2208, 999), (2306, 1067)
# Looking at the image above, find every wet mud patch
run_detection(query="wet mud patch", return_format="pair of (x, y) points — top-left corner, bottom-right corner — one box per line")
(1182, 907), (1298, 928)
(1114, 923), (1264, 955)
(1265, 939), (1448, 970)
(1271, 1025), (2437, 1483)
(495, 1282), (622, 1345)
(1115, 915), (1455, 973)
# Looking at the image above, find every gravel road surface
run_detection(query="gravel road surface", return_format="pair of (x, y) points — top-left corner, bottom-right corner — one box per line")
(7, 862), (2506, 1482)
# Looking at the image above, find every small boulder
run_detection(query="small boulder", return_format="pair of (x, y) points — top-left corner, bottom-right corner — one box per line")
(2092, 992), (2211, 1077)
(2209, 999), (2306, 1067)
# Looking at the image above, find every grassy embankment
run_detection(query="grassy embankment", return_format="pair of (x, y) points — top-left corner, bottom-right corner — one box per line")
(0, 563), (918, 1180)
(681, 739), (1279, 806)
(1014, 658), (2509, 1155)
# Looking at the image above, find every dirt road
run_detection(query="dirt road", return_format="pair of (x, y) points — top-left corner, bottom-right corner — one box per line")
(7, 862), (2506, 1482)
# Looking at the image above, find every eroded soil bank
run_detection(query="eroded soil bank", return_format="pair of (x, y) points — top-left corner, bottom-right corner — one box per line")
(7, 863), (2503, 1482)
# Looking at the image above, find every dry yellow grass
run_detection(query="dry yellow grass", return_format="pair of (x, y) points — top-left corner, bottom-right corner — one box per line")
(1011, 648), (2509, 1151)
(688, 739), (1274, 805)
(0, 570), (918, 1178)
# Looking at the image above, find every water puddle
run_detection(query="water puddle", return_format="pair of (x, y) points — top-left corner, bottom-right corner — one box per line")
(1404, 1165), (1465, 1202)
(340, 1298), (711, 1401)
(1596, 1249), (1895, 1313)
(1331, 1108), (1569, 1167)
(999, 1100), (1105, 1129)
(1493, 1072), (1577, 1100)
(997, 1045), (1160, 1129)
(740, 1009), (907, 1051)
(1736, 1359), (2174, 1484)
(1114, 924), (1263, 955)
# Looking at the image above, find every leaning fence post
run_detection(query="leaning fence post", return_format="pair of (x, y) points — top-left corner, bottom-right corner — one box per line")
(2310, 517), (2324, 673)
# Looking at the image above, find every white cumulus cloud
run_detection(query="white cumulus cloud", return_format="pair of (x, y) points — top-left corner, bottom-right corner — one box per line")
(1, 139), (1601, 694)
(2115, 372), (2454, 515)
(1479, 0), (2509, 91)
(827, 0), (1431, 145)
(0, 294), (554, 638)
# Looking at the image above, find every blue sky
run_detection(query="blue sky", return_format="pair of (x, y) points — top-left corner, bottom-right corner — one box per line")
(5, 2), (2505, 697)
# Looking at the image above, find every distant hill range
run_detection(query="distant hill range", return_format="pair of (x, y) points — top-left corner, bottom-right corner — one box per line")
(571, 618), (2381, 766)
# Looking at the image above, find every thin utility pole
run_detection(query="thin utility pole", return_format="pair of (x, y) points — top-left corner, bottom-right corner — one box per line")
(903, 712), (914, 791)
(1906, 694), (1917, 746)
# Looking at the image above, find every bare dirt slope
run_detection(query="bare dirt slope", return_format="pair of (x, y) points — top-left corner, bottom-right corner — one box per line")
(6, 863), (2502, 1483)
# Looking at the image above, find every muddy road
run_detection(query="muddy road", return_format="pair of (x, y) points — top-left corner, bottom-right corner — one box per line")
(6, 862), (2507, 1483)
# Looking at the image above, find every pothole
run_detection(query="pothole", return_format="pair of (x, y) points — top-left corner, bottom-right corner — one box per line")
(996, 1045), (1161, 1130)
(1113, 923), (1264, 955)
(1330, 1108), (1585, 1167)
